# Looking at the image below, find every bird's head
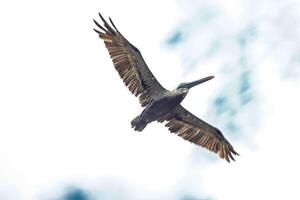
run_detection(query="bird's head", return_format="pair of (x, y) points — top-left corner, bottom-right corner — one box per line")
(176, 76), (215, 91)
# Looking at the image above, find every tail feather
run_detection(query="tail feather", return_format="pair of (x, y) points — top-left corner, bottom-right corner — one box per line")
(131, 115), (147, 131)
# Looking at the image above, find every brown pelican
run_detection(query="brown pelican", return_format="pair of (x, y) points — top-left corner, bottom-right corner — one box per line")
(93, 13), (239, 162)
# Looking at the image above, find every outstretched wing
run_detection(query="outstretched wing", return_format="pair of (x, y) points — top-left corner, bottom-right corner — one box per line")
(164, 105), (239, 162)
(93, 13), (167, 107)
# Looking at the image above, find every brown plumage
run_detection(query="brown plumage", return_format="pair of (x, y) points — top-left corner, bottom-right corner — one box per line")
(93, 14), (166, 107)
(93, 13), (239, 162)
(165, 105), (238, 162)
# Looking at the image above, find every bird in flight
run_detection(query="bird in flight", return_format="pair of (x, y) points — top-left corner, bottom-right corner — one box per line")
(93, 13), (239, 162)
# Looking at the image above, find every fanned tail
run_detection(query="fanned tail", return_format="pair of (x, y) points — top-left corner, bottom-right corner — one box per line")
(131, 115), (147, 131)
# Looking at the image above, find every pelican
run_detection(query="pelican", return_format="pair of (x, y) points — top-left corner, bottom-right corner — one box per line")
(93, 13), (238, 162)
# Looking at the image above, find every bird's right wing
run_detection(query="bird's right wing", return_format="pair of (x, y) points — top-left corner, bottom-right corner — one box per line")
(164, 105), (239, 162)
(93, 13), (167, 107)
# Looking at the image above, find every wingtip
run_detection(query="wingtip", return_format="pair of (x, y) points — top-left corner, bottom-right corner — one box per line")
(233, 149), (239, 156)
(93, 28), (101, 34)
(98, 12), (105, 22)
(93, 18), (108, 33)
(109, 16), (119, 32)
(93, 19), (100, 27)
(97, 12), (116, 34)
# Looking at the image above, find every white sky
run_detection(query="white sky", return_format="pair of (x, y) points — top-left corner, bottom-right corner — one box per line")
(0, 0), (300, 200)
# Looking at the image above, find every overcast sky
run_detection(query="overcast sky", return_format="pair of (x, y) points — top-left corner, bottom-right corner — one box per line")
(0, 0), (300, 200)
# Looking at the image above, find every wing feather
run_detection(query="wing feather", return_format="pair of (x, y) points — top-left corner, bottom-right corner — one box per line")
(94, 13), (167, 106)
(164, 105), (239, 162)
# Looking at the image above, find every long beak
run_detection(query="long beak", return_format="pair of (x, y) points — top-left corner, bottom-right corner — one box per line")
(184, 76), (215, 89)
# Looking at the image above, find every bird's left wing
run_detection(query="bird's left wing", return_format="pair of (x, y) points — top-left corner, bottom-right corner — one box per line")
(93, 13), (167, 107)
(163, 105), (239, 162)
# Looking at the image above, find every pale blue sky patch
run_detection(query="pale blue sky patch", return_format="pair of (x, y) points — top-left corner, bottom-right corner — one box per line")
(59, 187), (92, 200)
(195, 6), (218, 24)
(179, 194), (213, 200)
(166, 31), (183, 47)
(204, 40), (222, 58)
(236, 24), (257, 48)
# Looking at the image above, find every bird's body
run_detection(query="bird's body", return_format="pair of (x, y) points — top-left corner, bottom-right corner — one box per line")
(131, 89), (188, 131)
(93, 13), (239, 162)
